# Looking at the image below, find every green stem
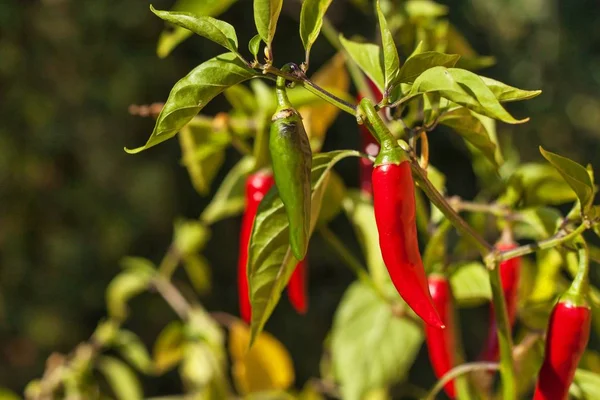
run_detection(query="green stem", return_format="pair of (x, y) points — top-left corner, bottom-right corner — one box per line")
(319, 226), (388, 301)
(498, 223), (587, 262)
(411, 162), (493, 256)
(563, 239), (589, 305)
(424, 362), (500, 400)
(488, 263), (516, 400)
(158, 244), (180, 279)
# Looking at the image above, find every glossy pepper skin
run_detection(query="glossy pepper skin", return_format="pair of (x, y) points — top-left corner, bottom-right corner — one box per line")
(533, 301), (591, 400)
(238, 172), (275, 323)
(372, 162), (444, 328)
(480, 242), (521, 361)
(287, 260), (308, 314)
(270, 74), (312, 261)
(425, 275), (457, 399)
(356, 79), (382, 196)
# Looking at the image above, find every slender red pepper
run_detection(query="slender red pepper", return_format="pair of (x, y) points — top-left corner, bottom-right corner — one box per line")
(360, 98), (443, 328)
(287, 259), (308, 314)
(534, 242), (591, 400)
(533, 301), (590, 400)
(238, 171), (309, 321)
(480, 242), (521, 362)
(238, 171), (275, 323)
(425, 275), (457, 399)
(357, 79), (382, 196)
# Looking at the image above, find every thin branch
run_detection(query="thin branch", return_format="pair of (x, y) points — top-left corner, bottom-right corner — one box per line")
(425, 362), (500, 400)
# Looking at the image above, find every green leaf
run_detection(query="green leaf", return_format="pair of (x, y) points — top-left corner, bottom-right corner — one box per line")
(571, 369), (600, 399)
(248, 150), (361, 343)
(439, 108), (500, 167)
(97, 356), (143, 400)
(299, 0), (333, 65)
(156, 0), (238, 58)
(106, 260), (155, 321)
(408, 67), (528, 124)
(249, 34), (262, 61)
(179, 123), (228, 195)
(342, 191), (389, 288)
(113, 330), (155, 374)
(404, 0), (448, 19)
(397, 51), (460, 84)
(126, 53), (256, 154)
(375, 0), (399, 93)
(200, 156), (255, 225)
(173, 219), (210, 256)
(450, 262), (491, 307)
(331, 282), (423, 400)
(512, 207), (562, 240)
(339, 36), (384, 92)
(0, 388), (20, 400)
(540, 146), (594, 211)
(182, 253), (212, 295)
(153, 321), (185, 373)
(529, 249), (563, 303)
(151, 6), (239, 54)
(253, 0), (283, 50)
(480, 76), (541, 103)
(502, 163), (579, 207)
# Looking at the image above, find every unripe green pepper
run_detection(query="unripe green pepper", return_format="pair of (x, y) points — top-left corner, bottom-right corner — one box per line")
(269, 64), (312, 261)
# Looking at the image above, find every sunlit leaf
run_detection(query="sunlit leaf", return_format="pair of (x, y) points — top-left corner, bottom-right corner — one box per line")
(512, 207), (562, 240)
(317, 171), (346, 226)
(299, 0), (333, 66)
(339, 36), (384, 91)
(331, 282), (423, 400)
(480, 76), (541, 103)
(151, 6), (239, 54)
(570, 369), (600, 399)
(182, 253), (211, 295)
(376, 0), (400, 93)
(113, 330), (154, 374)
(153, 321), (185, 373)
(408, 67), (528, 124)
(156, 0), (238, 58)
(450, 262), (491, 307)
(173, 219), (210, 256)
(404, 0), (448, 19)
(126, 53), (256, 154)
(529, 249), (563, 303)
(299, 52), (349, 152)
(225, 84), (257, 115)
(229, 321), (294, 394)
(439, 108), (500, 167)
(200, 156), (255, 225)
(254, 0), (283, 50)
(249, 34), (262, 61)
(106, 260), (155, 321)
(97, 356), (143, 400)
(248, 150), (361, 343)
(396, 51), (460, 84)
(540, 147), (594, 211)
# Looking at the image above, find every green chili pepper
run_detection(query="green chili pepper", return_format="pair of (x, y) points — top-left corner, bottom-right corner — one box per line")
(269, 64), (312, 261)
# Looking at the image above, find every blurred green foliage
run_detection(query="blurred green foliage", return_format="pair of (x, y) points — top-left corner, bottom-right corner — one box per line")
(1, 0), (599, 396)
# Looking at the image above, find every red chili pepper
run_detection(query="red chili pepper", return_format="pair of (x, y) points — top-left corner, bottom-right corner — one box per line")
(287, 259), (308, 314)
(480, 242), (521, 362)
(533, 300), (591, 400)
(238, 171), (275, 323)
(425, 275), (457, 399)
(357, 78), (382, 196)
(372, 162), (444, 328)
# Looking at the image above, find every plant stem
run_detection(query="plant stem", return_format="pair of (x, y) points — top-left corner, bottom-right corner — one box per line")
(158, 244), (180, 279)
(447, 196), (513, 218)
(488, 263), (516, 400)
(318, 226), (388, 301)
(424, 362), (500, 400)
(411, 162), (493, 256)
(498, 223), (587, 262)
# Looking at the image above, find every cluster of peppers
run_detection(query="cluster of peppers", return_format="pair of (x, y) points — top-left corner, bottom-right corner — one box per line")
(237, 69), (590, 398)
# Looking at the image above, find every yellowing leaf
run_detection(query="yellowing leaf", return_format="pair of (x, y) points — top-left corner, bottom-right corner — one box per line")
(299, 52), (349, 152)
(228, 321), (294, 394)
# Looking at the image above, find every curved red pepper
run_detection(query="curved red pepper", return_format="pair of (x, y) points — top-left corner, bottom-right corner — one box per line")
(372, 162), (444, 328)
(357, 79), (382, 196)
(238, 172), (275, 323)
(480, 242), (521, 362)
(533, 301), (591, 400)
(425, 275), (457, 399)
(287, 259), (308, 314)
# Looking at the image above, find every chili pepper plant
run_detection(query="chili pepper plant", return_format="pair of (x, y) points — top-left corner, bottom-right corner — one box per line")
(25, 1), (600, 400)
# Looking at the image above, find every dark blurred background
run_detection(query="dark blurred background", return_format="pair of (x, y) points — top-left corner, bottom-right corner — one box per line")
(2, 0), (600, 395)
